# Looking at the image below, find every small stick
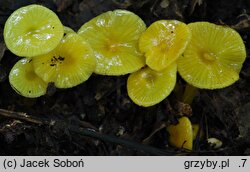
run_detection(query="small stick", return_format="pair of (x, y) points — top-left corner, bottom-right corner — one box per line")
(71, 127), (180, 156)
(0, 108), (45, 125)
(0, 108), (186, 155)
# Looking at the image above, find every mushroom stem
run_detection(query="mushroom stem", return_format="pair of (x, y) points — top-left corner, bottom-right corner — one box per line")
(173, 81), (184, 100)
(182, 84), (198, 104)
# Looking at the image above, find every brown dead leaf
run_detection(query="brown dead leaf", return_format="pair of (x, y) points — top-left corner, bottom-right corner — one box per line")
(174, 101), (193, 117)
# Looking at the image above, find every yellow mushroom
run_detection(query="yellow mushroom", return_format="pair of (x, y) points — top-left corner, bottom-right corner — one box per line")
(178, 22), (246, 89)
(139, 20), (191, 71)
(182, 84), (198, 104)
(127, 63), (177, 107)
(4, 4), (64, 57)
(167, 116), (193, 150)
(63, 26), (75, 35)
(192, 124), (204, 140)
(32, 33), (96, 88)
(77, 10), (146, 75)
(9, 58), (47, 98)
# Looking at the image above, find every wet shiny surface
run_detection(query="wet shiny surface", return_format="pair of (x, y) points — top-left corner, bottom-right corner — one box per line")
(9, 58), (47, 98)
(139, 20), (191, 71)
(177, 22), (246, 89)
(127, 63), (177, 107)
(32, 33), (96, 88)
(4, 4), (63, 57)
(167, 117), (193, 150)
(78, 10), (146, 75)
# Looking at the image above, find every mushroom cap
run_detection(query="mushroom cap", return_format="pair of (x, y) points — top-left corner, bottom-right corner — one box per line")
(4, 4), (64, 57)
(77, 10), (146, 75)
(139, 20), (191, 71)
(63, 26), (75, 35)
(127, 63), (177, 107)
(32, 33), (96, 88)
(177, 22), (246, 89)
(9, 58), (47, 98)
(167, 116), (193, 150)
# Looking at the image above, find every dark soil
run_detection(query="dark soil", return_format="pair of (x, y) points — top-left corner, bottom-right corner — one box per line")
(0, 0), (250, 155)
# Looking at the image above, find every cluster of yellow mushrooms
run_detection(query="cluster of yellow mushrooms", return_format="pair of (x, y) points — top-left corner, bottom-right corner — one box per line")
(3, 5), (246, 150)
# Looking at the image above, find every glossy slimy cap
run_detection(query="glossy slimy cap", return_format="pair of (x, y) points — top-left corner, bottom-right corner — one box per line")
(63, 26), (75, 35)
(127, 63), (177, 107)
(32, 33), (96, 88)
(167, 116), (193, 150)
(139, 20), (191, 71)
(9, 58), (47, 98)
(4, 4), (64, 57)
(177, 22), (246, 89)
(78, 10), (146, 75)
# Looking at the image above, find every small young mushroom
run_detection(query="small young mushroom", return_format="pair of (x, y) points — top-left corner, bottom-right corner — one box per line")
(4, 4), (64, 57)
(127, 63), (177, 107)
(77, 10), (146, 75)
(167, 116), (193, 150)
(9, 58), (47, 98)
(139, 20), (191, 71)
(32, 33), (96, 88)
(178, 22), (246, 90)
